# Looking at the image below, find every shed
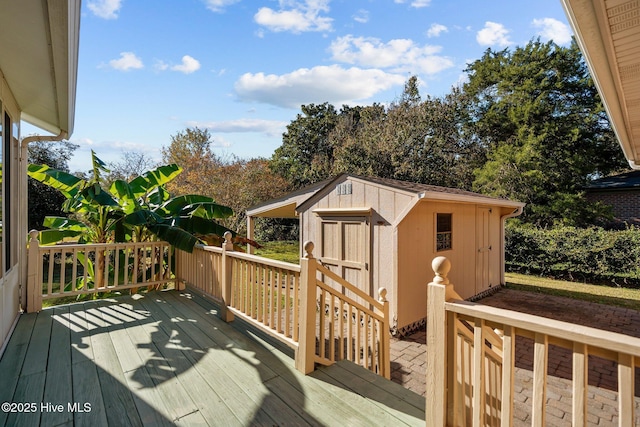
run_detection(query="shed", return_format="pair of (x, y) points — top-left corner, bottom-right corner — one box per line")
(247, 174), (524, 335)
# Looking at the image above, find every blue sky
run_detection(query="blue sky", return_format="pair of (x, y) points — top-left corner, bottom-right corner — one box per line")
(25, 0), (574, 172)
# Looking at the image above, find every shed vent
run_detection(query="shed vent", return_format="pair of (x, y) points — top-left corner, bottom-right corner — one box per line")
(336, 182), (352, 195)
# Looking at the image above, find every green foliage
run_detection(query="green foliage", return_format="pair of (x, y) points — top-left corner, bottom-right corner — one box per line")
(505, 222), (640, 286)
(467, 39), (627, 226)
(270, 102), (340, 188)
(28, 150), (234, 252)
(27, 140), (79, 230)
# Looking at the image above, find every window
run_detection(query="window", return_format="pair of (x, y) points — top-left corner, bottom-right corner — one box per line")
(436, 213), (452, 251)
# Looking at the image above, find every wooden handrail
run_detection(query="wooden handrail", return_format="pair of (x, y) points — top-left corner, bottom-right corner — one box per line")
(427, 255), (640, 427)
(446, 300), (640, 357)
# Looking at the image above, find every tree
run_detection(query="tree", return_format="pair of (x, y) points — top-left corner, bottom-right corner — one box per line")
(27, 140), (78, 230)
(270, 103), (340, 189)
(331, 81), (481, 189)
(161, 127), (222, 196)
(108, 150), (158, 183)
(465, 39), (627, 226)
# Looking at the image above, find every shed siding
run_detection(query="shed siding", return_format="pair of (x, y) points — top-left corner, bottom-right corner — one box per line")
(299, 178), (415, 317)
(395, 201), (503, 329)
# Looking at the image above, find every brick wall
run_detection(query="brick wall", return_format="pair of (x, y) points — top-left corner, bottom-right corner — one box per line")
(585, 190), (640, 224)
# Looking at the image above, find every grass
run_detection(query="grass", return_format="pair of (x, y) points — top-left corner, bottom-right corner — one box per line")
(505, 272), (640, 311)
(254, 240), (300, 264)
(253, 241), (640, 312)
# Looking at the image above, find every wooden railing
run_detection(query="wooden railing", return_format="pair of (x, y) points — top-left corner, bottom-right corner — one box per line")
(175, 235), (390, 378)
(26, 230), (175, 312)
(297, 241), (391, 379)
(174, 244), (224, 301)
(426, 256), (640, 426)
(26, 230), (391, 378)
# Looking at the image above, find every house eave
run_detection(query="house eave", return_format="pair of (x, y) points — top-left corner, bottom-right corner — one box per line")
(0, 0), (81, 135)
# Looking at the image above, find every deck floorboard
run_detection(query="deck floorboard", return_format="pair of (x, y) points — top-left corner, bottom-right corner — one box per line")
(0, 290), (425, 426)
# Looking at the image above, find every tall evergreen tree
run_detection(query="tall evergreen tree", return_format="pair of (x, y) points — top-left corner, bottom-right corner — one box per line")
(465, 39), (626, 225)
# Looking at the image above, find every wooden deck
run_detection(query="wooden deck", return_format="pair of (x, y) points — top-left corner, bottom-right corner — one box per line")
(0, 290), (425, 426)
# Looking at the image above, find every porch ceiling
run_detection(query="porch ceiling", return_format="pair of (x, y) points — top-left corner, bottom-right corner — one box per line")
(0, 0), (81, 135)
(561, 0), (640, 168)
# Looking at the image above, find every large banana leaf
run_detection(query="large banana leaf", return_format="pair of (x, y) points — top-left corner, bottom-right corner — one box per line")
(43, 216), (88, 231)
(145, 223), (198, 253)
(27, 164), (83, 198)
(109, 179), (140, 214)
(156, 194), (213, 215)
(171, 215), (234, 237)
(38, 229), (86, 245)
(81, 182), (119, 207)
(157, 195), (233, 219)
(128, 164), (182, 198)
(184, 202), (234, 219)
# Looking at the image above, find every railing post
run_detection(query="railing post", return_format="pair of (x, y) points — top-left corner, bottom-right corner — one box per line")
(426, 256), (458, 426)
(220, 231), (235, 322)
(378, 287), (391, 379)
(175, 247), (185, 291)
(295, 241), (317, 374)
(26, 230), (42, 313)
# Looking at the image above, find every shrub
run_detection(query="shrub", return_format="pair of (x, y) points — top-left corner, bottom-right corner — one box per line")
(505, 222), (640, 287)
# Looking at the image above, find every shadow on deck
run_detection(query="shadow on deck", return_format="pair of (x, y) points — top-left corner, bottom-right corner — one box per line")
(0, 290), (425, 426)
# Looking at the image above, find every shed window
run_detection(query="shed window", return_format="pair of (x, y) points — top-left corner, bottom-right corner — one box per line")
(436, 213), (452, 251)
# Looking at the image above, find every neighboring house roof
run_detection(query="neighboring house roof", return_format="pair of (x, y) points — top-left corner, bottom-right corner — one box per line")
(561, 0), (640, 169)
(248, 174), (524, 218)
(586, 170), (640, 191)
(0, 1), (81, 136)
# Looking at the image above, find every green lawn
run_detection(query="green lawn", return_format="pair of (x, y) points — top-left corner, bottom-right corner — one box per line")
(505, 272), (640, 311)
(252, 241), (640, 312)
(254, 240), (300, 264)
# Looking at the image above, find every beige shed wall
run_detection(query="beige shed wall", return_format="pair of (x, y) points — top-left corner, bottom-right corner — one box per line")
(395, 201), (504, 329)
(299, 177), (415, 314)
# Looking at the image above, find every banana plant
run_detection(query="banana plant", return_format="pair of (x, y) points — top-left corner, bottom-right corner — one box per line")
(28, 150), (235, 251)
(28, 151), (236, 291)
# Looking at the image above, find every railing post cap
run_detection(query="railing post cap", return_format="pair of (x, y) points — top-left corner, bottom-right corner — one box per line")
(432, 256), (450, 285)
(223, 231), (232, 242)
(29, 229), (40, 240)
(303, 241), (314, 258)
(378, 287), (387, 303)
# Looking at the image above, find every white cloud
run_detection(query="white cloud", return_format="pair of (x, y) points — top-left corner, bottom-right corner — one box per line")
(532, 18), (572, 45)
(254, 0), (333, 33)
(88, 0), (123, 19)
(234, 65), (406, 109)
(476, 22), (512, 47)
(427, 23), (448, 38)
(108, 52), (143, 71)
(353, 9), (369, 24)
(329, 35), (454, 75)
(394, 0), (432, 8)
(186, 118), (287, 137)
(202, 0), (241, 12)
(171, 55), (201, 74)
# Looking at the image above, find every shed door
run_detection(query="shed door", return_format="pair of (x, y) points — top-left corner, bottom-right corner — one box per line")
(476, 207), (492, 293)
(319, 216), (371, 303)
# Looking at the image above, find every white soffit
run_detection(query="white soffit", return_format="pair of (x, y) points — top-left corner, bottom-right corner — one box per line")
(561, 0), (640, 168)
(0, 0), (81, 135)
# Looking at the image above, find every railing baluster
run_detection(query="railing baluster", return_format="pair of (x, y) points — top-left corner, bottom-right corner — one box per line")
(618, 353), (635, 427)
(500, 325), (515, 427)
(531, 333), (548, 427)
